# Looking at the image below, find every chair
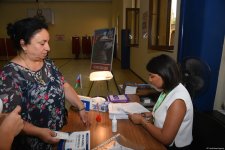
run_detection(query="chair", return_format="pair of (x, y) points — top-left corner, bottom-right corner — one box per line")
(72, 36), (81, 59)
(0, 38), (8, 60)
(87, 71), (113, 96)
(5, 38), (16, 56)
(89, 71), (113, 81)
(82, 36), (92, 57)
(191, 110), (225, 148)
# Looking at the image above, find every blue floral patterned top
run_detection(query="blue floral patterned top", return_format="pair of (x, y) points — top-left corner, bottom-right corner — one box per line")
(0, 59), (67, 150)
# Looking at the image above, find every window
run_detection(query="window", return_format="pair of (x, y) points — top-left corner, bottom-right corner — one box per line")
(126, 8), (140, 47)
(148, 0), (177, 51)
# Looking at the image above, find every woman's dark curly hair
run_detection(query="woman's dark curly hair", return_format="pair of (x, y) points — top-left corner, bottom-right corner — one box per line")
(6, 17), (48, 52)
(146, 54), (181, 91)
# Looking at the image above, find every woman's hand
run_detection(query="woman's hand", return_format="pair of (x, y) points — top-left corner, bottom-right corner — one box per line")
(0, 106), (24, 150)
(0, 105), (24, 137)
(63, 82), (91, 127)
(37, 128), (60, 144)
(141, 112), (153, 118)
(23, 121), (60, 144)
(79, 109), (91, 127)
(128, 113), (145, 125)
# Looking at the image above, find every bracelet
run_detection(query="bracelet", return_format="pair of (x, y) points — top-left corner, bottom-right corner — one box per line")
(78, 107), (85, 111)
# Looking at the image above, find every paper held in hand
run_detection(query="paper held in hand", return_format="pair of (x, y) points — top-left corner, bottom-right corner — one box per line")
(57, 131), (90, 150)
(108, 102), (150, 119)
(54, 131), (69, 140)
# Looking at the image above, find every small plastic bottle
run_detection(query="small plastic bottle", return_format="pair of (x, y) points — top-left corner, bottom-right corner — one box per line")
(0, 99), (3, 113)
(112, 115), (117, 132)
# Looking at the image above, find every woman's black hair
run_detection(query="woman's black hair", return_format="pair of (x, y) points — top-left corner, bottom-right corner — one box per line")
(146, 54), (181, 91)
(6, 17), (48, 52)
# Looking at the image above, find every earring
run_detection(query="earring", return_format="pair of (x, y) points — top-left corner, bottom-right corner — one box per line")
(23, 49), (27, 54)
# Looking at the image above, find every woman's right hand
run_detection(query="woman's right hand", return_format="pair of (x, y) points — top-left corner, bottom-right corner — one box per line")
(79, 109), (91, 127)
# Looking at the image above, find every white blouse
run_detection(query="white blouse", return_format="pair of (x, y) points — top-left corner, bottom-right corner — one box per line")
(153, 83), (193, 147)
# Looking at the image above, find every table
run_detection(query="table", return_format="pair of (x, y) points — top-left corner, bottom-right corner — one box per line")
(61, 95), (166, 150)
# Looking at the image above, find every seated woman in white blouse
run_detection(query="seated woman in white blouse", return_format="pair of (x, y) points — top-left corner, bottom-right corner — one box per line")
(128, 54), (193, 150)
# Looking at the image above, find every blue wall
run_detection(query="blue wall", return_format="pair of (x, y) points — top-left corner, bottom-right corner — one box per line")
(178, 0), (225, 111)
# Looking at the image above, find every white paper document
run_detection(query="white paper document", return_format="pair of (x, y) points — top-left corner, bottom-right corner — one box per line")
(66, 131), (90, 150)
(125, 86), (137, 94)
(54, 131), (69, 140)
(57, 131), (90, 150)
(108, 102), (150, 119)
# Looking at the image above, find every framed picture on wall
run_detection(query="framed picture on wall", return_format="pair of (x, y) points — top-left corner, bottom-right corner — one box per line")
(91, 28), (116, 71)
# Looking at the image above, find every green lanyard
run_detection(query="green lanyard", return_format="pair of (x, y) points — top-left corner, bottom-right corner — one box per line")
(153, 92), (168, 112)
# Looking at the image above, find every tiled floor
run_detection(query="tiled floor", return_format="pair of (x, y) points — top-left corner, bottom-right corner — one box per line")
(53, 58), (145, 97)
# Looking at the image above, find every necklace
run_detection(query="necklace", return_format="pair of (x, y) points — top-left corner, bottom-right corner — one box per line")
(19, 55), (46, 85)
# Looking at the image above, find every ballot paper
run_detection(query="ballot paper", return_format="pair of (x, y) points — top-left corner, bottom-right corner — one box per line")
(54, 131), (69, 140)
(58, 131), (90, 150)
(108, 102), (150, 119)
(65, 131), (90, 150)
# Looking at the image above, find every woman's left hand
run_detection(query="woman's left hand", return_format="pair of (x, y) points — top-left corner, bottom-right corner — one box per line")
(79, 110), (91, 127)
(39, 128), (60, 144)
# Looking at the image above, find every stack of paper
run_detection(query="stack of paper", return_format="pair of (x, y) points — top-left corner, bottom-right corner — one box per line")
(125, 86), (137, 94)
(79, 95), (109, 112)
(108, 102), (150, 119)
